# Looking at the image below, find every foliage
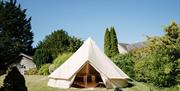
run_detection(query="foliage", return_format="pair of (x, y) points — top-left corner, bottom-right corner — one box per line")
(69, 37), (83, 52)
(133, 21), (180, 87)
(134, 59), (152, 82)
(0, 0), (33, 70)
(112, 21), (179, 87)
(3, 67), (27, 91)
(36, 29), (82, 58)
(176, 58), (180, 84)
(151, 46), (176, 87)
(49, 52), (73, 73)
(26, 68), (38, 75)
(134, 45), (176, 86)
(104, 27), (119, 58)
(147, 21), (179, 87)
(52, 52), (73, 69)
(110, 27), (119, 57)
(104, 28), (111, 57)
(38, 64), (51, 75)
(112, 53), (135, 78)
(33, 30), (82, 69)
(33, 49), (52, 69)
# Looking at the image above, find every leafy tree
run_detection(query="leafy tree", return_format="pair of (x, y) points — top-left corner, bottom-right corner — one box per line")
(37, 30), (70, 58)
(0, 0), (33, 70)
(33, 48), (52, 69)
(134, 44), (176, 87)
(162, 21), (180, 85)
(164, 21), (180, 43)
(104, 28), (111, 57)
(134, 21), (180, 87)
(112, 53), (135, 78)
(3, 67), (27, 91)
(36, 29), (82, 58)
(69, 37), (83, 52)
(34, 30), (82, 68)
(149, 45), (176, 87)
(176, 58), (180, 84)
(110, 27), (119, 57)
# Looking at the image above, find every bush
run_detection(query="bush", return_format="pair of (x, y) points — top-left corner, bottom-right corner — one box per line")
(37, 52), (73, 75)
(52, 52), (73, 69)
(38, 64), (51, 75)
(134, 59), (152, 82)
(26, 68), (38, 75)
(149, 50), (176, 87)
(49, 64), (56, 73)
(3, 67), (27, 91)
(134, 45), (177, 87)
(112, 53), (135, 78)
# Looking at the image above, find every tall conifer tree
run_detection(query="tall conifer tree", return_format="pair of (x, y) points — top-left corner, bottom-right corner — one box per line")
(104, 28), (111, 57)
(110, 27), (119, 57)
(0, 0), (33, 71)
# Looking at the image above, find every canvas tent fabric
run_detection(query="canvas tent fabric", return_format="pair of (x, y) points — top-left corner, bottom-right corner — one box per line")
(48, 38), (129, 88)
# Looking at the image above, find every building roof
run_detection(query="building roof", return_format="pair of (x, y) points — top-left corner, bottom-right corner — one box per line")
(19, 53), (33, 60)
(8, 53), (33, 65)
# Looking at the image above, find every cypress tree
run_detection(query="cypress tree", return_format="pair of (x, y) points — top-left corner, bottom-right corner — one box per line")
(110, 27), (119, 57)
(104, 28), (111, 57)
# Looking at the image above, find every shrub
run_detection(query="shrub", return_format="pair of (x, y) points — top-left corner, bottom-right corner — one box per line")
(112, 53), (135, 78)
(134, 59), (152, 82)
(38, 64), (51, 75)
(49, 64), (56, 73)
(3, 67), (27, 91)
(134, 45), (177, 87)
(52, 52), (73, 69)
(149, 49), (177, 87)
(26, 68), (38, 75)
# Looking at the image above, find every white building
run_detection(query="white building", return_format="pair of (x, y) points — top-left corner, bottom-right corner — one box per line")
(10, 53), (36, 75)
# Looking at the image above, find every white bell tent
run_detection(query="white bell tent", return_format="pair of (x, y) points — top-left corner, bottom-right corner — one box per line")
(48, 37), (129, 88)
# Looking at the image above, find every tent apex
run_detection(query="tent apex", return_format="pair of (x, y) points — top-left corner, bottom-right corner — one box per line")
(87, 37), (93, 41)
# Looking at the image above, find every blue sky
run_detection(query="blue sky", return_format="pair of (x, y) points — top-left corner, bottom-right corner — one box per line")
(17, 0), (180, 48)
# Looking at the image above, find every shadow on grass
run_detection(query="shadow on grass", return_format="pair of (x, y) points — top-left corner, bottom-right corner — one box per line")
(126, 79), (135, 88)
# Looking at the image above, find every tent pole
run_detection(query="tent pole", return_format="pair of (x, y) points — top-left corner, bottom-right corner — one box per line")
(85, 63), (88, 88)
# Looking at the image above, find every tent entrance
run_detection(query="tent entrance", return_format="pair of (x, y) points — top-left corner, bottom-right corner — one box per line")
(71, 63), (105, 88)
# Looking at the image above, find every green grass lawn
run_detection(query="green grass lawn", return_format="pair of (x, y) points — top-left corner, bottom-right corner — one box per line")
(0, 75), (179, 91)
